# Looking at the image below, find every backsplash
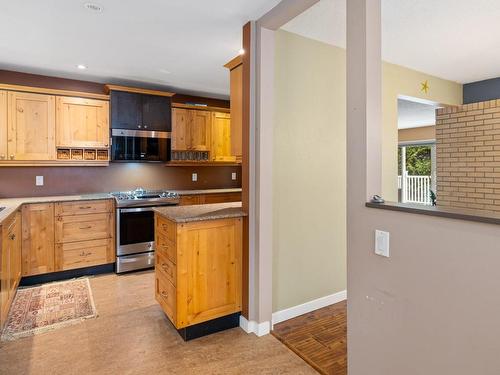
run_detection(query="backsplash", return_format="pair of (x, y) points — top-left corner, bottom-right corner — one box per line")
(0, 163), (241, 198)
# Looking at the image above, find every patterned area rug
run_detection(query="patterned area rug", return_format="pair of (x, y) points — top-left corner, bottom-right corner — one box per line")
(1, 278), (97, 341)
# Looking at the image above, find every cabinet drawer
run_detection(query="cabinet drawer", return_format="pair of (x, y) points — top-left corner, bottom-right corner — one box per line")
(157, 233), (176, 264)
(179, 195), (202, 206)
(155, 270), (176, 325)
(56, 239), (112, 271)
(55, 213), (113, 243)
(55, 200), (113, 216)
(203, 193), (242, 204)
(156, 250), (176, 286)
(156, 216), (176, 243)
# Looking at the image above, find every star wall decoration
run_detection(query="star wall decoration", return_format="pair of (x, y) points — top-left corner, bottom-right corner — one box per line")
(420, 80), (430, 94)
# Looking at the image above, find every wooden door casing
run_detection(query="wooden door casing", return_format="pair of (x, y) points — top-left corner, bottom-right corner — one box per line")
(7, 92), (56, 161)
(56, 96), (109, 148)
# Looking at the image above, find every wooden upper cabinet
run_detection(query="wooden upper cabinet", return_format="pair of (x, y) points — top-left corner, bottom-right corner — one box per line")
(171, 108), (189, 150)
(0, 91), (7, 161)
(141, 94), (171, 131)
(171, 108), (211, 151)
(21, 203), (55, 276)
(190, 110), (211, 151)
(7, 92), (55, 161)
(211, 112), (234, 161)
(56, 96), (109, 148)
(110, 90), (171, 131)
(227, 59), (243, 162)
(110, 91), (142, 130)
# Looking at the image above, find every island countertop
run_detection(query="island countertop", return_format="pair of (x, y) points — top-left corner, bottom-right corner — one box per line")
(153, 202), (246, 223)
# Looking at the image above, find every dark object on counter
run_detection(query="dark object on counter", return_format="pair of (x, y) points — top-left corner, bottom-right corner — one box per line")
(370, 195), (385, 204)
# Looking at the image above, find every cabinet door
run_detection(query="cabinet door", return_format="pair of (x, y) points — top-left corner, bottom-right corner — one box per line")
(110, 91), (142, 130)
(0, 90), (7, 161)
(176, 218), (242, 328)
(56, 96), (109, 148)
(190, 110), (211, 151)
(171, 108), (189, 150)
(141, 95), (171, 131)
(1, 224), (12, 326)
(211, 112), (233, 161)
(22, 203), (55, 276)
(230, 64), (243, 161)
(7, 92), (56, 161)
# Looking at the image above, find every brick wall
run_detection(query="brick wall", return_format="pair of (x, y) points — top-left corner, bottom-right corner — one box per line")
(436, 99), (500, 211)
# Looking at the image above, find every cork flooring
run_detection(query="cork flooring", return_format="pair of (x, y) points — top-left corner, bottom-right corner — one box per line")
(0, 271), (316, 375)
(272, 301), (347, 375)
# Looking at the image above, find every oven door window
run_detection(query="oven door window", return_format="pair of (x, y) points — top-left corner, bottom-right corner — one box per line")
(119, 210), (154, 246)
(112, 135), (168, 162)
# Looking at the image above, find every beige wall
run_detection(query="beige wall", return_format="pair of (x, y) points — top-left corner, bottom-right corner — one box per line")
(398, 125), (435, 143)
(273, 30), (347, 312)
(273, 29), (461, 312)
(383, 64), (462, 200)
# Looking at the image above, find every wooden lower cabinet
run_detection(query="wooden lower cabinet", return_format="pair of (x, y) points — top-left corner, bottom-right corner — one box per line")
(155, 214), (242, 329)
(179, 192), (242, 206)
(21, 203), (55, 276)
(55, 238), (113, 271)
(1, 210), (21, 329)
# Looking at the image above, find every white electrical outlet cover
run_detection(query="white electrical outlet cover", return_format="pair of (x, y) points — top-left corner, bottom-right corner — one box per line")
(231, 172), (237, 180)
(192, 173), (198, 182)
(35, 176), (44, 186)
(375, 230), (390, 257)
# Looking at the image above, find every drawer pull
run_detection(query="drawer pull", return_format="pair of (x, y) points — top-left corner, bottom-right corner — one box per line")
(160, 291), (168, 298)
(79, 225), (92, 230)
(79, 206), (92, 210)
(161, 263), (170, 271)
(9, 233), (16, 240)
(80, 251), (92, 257)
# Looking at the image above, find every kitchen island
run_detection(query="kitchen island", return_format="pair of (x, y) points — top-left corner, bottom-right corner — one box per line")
(153, 202), (246, 340)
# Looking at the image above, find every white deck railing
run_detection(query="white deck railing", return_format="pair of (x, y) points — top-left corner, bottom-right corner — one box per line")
(398, 174), (432, 205)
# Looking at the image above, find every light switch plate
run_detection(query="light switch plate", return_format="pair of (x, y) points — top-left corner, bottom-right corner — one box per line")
(192, 173), (198, 182)
(35, 176), (44, 186)
(375, 230), (390, 257)
(231, 172), (237, 181)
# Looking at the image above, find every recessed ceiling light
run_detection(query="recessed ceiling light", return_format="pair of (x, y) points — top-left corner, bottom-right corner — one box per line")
(84, 3), (103, 12)
(238, 48), (245, 56)
(77, 64), (87, 70)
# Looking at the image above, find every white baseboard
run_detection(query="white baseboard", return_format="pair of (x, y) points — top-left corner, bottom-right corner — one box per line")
(239, 316), (271, 337)
(271, 290), (347, 327)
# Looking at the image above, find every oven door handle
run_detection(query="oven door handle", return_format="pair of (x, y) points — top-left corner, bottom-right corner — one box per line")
(119, 207), (156, 213)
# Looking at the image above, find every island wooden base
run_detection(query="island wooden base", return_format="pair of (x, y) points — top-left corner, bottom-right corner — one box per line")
(176, 312), (240, 341)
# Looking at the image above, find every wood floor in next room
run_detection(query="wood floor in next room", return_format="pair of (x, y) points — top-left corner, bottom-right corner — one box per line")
(0, 271), (316, 375)
(272, 301), (347, 375)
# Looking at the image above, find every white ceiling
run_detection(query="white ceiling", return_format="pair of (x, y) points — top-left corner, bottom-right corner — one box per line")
(0, 0), (281, 98)
(397, 99), (439, 129)
(282, 0), (500, 84)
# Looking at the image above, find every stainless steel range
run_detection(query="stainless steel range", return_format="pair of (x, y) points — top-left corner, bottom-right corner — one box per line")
(111, 188), (179, 273)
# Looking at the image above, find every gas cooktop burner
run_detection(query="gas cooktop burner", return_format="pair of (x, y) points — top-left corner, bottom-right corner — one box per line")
(111, 188), (179, 207)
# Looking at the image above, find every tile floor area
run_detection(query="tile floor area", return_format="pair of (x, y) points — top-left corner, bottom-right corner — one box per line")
(0, 271), (316, 375)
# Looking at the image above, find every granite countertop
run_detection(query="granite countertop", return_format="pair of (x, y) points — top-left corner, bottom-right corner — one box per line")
(0, 193), (113, 224)
(0, 188), (242, 225)
(154, 202), (246, 223)
(172, 188), (242, 195)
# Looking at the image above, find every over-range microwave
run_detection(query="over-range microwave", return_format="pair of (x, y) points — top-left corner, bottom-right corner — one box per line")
(111, 129), (171, 162)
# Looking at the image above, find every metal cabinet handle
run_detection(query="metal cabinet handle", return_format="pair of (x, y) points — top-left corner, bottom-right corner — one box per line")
(138, 125), (142, 129)
(79, 206), (91, 209)
(0, 154), (5, 160)
(9, 155), (14, 160)
(79, 251), (92, 257)
(9, 234), (16, 240)
(160, 291), (168, 298)
(144, 125), (148, 129)
(79, 225), (92, 230)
